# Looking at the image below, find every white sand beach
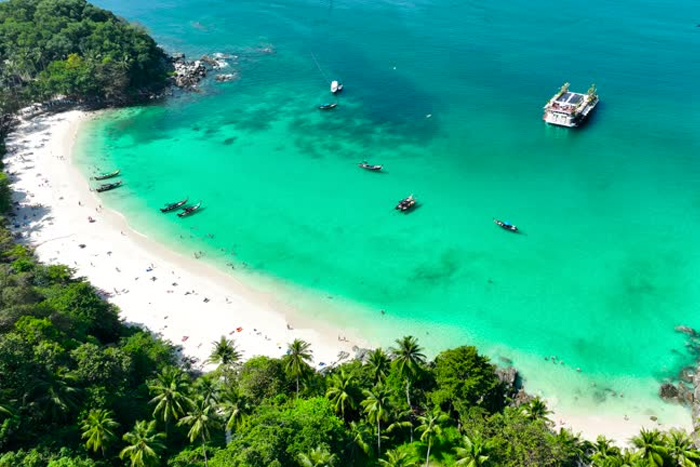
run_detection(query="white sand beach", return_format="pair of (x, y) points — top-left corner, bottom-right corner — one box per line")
(4, 109), (364, 372)
(3, 109), (693, 444)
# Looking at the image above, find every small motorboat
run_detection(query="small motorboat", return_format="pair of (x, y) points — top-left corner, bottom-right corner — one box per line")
(396, 194), (417, 212)
(318, 103), (337, 110)
(494, 218), (518, 233)
(160, 197), (189, 213)
(331, 80), (343, 94)
(95, 180), (122, 193)
(178, 201), (202, 218)
(358, 161), (383, 171)
(93, 169), (120, 180)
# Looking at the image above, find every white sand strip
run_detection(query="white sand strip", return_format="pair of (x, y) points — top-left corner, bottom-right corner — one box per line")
(4, 109), (363, 371)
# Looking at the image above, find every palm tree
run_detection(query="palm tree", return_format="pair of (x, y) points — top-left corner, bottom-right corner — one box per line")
(219, 386), (248, 433)
(30, 370), (80, 421)
(193, 375), (221, 405)
(390, 336), (426, 409)
(178, 397), (220, 467)
(454, 432), (492, 466)
(207, 336), (241, 381)
(361, 386), (391, 456)
(666, 429), (700, 466)
(325, 369), (357, 420)
(80, 409), (119, 457)
(348, 421), (374, 461)
(591, 435), (621, 465)
(387, 408), (415, 443)
(630, 428), (667, 467)
(416, 409), (447, 467)
(378, 447), (418, 467)
(521, 397), (552, 425)
(284, 339), (313, 397)
(366, 348), (391, 384)
(297, 446), (338, 467)
(148, 366), (193, 432)
(119, 420), (165, 467)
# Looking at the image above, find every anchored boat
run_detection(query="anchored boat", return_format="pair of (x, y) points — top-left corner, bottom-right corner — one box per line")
(93, 169), (120, 180)
(331, 80), (343, 94)
(178, 201), (202, 218)
(318, 103), (337, 110)
(543, 83), (598, 128)
(358, 161), (382, 171)
(396, 194), (417, 212)
(160, 197), (188, 213)
(493, 218), (519, 233)
(95, 180), (122, 193)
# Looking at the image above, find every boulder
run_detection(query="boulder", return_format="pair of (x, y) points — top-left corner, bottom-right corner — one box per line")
(215, 73), (237, 83)
(660, 382), (679, 401)
(495, 366), (519, 393)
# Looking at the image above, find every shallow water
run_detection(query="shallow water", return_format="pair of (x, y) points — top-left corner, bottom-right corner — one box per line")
(80, 0), (700, 418)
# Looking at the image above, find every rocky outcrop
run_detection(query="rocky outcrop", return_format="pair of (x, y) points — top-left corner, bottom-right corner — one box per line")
(660, 382), (680, 401)
(169, 54), (207, 89)
(675, 325), (698, 337)
(496, 366), (519, 397)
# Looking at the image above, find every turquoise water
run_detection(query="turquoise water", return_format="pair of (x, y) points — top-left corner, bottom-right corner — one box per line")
(80, 0), (700, 414)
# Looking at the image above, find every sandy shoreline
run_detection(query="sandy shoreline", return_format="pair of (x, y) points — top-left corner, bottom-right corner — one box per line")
(3, 109), (693, 444)
(4, 109), (364, 372)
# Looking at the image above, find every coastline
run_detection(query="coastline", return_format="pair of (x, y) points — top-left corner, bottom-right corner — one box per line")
(4, 109), (365, 371)
(3, 109), (694, 444)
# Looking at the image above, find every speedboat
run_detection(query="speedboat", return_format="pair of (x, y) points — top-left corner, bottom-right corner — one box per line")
(396, 194), (417, 212)
(358, 161), (382, 171)
(331, 80), (343, 94)
(493, 218), (518, 233)
(318, 103), (337, 110)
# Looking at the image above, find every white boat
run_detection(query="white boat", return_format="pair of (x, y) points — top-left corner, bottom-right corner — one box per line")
(543, 83), (599, 128)
(330, 80), (343, 94)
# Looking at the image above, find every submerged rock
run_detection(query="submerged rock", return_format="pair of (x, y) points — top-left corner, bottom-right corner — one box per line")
(660, 382), (680, 400)
(675, 325), (698, 337)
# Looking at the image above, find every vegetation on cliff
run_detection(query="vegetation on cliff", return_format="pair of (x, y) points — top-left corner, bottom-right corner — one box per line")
(0, 0), (172, 114)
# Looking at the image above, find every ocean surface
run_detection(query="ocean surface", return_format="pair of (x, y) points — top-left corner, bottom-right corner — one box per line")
(79, 0), (700, 419)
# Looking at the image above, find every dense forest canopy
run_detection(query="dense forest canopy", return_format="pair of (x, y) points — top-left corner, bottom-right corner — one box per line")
(0, 0), (171, 113)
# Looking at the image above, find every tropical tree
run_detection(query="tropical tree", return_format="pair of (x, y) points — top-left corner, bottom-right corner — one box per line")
(454, 432), (492, 467)
(284, 339), (313, 396)
(666, 429), (700, 466)
(80, 409), (119, 457)
(361, 386), (391, 456)
(367, 348), (391, 384)
(378, 447), (418, 467)
(219, 386), (248, 433)
(590, 435), (621, 466)
(177, 397), (220, 467)
(148, 366), (192, 432)
(416, 409), (447, 467)
(325, 369), (357, 420)
(630, 429), (667, 467)
(521, 397), (552, 424)
(390, 336), (426, 409)
(297, 446), (338, 467)
(119, 420), (166, 467)
(193, 374), (221, 405)
(30, 369), (80, 420)
(207, 336), (241, 381)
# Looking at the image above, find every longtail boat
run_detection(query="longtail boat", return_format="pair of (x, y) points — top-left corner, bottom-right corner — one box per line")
(94, 169), (120, 180)
(359, 161), (382, 171)
(160, 197), (189, 213)
(95, 180), (122, 193)
(178, 201), (202, 218)
(493, 218), (519, 233)
(318, 103), (337, 110)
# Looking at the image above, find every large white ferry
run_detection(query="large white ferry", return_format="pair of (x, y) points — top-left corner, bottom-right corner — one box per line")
(543, 83), (598, 128)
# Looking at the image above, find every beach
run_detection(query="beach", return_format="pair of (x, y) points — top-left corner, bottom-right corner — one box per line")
(4, 109), (364, 372)
(3, 108), (694, 443)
